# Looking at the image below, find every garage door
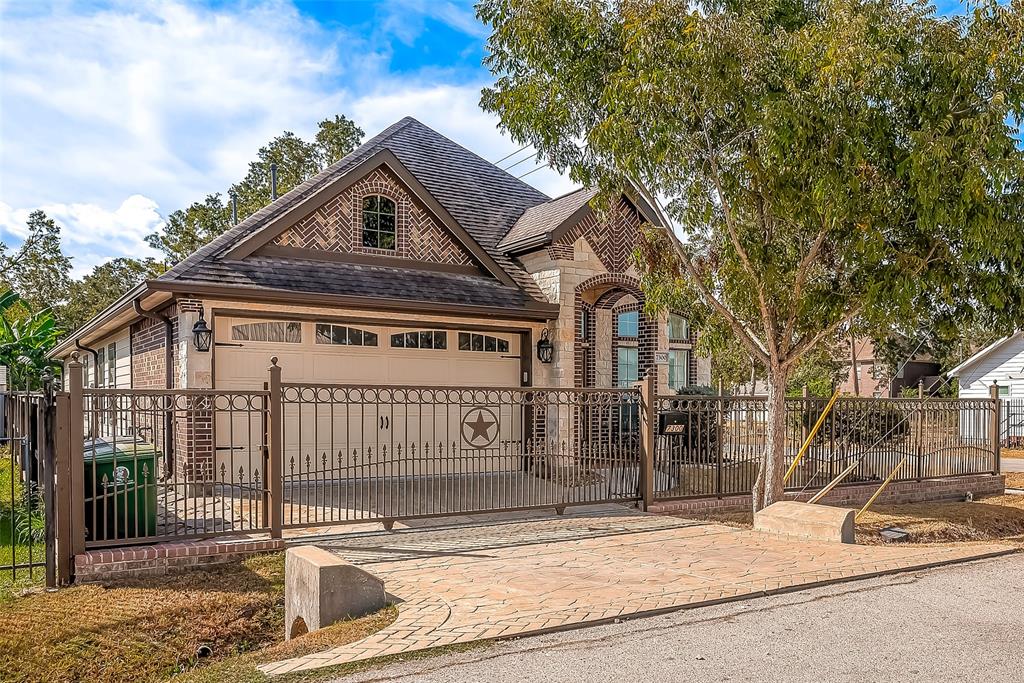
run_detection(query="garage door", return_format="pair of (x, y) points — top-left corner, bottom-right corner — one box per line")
(213, 317), (525, 471)
(214, 317), (522, 389)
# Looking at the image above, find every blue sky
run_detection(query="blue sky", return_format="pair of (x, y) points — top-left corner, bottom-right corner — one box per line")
(0, 0), (574, 275)
(0, 0), (984, 275)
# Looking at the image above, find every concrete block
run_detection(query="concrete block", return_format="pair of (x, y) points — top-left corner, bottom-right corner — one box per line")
(754, 501), (855, 544)
(285, 546), (387, 640)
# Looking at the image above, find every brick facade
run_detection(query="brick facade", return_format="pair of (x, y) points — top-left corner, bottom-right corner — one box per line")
(647, 474), (1006, 516)
(74, 537), (284, 582)
(554, 196), (644, 272)
(130, 305), (177, 390)
(128, 299), (214, 483)
(273, 166), (475, 267)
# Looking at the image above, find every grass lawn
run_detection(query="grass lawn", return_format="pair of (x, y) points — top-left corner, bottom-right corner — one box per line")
(0, 552), (397, 683)
(678, 490), (1024, 546)
(0, 455), (46, 594)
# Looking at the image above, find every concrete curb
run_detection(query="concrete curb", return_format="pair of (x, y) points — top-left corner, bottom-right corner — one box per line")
(260, 545), (1017, 676)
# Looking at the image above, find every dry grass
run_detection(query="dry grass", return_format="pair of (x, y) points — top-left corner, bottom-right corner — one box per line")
(1004, 472), (1024, 489)
(1002, 449), (1024, 459)
(677, 493), (1024, 547)
(0, 552), (396, 683)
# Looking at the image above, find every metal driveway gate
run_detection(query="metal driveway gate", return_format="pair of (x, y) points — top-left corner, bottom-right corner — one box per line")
(278, 383), (642, 527)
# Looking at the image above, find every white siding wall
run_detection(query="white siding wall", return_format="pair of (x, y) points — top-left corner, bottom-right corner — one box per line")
(956, 333), (1024, 398)
(88, 330), (132, 389)
(954, 333), (1024, 443)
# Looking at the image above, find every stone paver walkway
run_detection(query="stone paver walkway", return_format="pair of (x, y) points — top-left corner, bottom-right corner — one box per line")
(260, 507), (1013, 677)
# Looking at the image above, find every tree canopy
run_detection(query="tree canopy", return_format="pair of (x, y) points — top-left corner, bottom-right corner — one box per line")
(479, 0), (1024, 509)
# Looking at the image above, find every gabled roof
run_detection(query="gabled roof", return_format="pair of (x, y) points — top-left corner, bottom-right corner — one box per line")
(498, 187), (599, 252)
(160, 117), (553, 298)
(946, 332), (1024, 378)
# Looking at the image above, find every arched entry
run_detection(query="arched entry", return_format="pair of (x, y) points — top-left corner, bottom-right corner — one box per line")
(574, 274), (657, 391)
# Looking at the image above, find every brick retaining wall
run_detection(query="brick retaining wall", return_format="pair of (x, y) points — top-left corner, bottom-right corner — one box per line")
(75, 537), (284, 582)
(648, 474), (1005, 515)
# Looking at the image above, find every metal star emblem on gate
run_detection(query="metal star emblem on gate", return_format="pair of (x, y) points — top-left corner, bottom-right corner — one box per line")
(461, 407), (499, 448)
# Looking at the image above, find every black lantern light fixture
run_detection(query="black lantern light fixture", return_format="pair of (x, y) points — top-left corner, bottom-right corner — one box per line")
(536, 328), (554, 364)
(192, 307), (213, 353)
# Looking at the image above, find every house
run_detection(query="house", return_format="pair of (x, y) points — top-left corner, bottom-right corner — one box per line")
(50, 117), (710, 480)
(837, 337), (941, 397)
(947, 332), (1024, 446)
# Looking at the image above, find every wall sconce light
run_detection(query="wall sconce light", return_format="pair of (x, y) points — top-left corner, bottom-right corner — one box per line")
(536, 328), (554, 364)
(192, 307), (212, 352)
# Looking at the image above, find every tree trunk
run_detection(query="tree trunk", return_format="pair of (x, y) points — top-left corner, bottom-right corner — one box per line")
(850, 334), (860, 396)
(753, 367), (790, 512)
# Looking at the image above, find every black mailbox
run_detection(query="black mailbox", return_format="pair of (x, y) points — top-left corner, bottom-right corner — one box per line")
(659, 411), (689, 435)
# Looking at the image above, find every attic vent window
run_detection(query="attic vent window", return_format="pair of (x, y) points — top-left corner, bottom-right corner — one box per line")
(362, 195), (396, 250)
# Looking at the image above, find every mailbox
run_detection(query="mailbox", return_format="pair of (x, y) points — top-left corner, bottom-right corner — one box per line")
(659, 411), (690, 435)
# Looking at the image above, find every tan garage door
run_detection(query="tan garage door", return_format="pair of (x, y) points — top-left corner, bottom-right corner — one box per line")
(213, 317), (525, 470)
(214, 317), (521, 389)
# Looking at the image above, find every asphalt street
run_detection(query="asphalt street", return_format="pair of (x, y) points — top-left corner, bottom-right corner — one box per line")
(338, 553), (1024, 683)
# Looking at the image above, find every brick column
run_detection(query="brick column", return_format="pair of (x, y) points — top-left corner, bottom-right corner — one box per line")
(174, 299), (215, 484)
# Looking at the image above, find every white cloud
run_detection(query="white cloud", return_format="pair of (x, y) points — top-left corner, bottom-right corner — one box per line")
(0, 196), (165, 278)
(1, 0), (361, 210)
(0, 0), (575, 277)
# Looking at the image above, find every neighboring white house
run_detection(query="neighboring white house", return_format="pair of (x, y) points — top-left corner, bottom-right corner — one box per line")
(947, 332), (1024, 445)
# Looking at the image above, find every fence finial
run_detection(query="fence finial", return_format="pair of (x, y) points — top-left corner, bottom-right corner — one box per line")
(270, 356), (279, 367)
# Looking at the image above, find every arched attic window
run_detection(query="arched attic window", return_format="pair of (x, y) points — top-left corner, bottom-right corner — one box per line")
(362, 195), (396, 250)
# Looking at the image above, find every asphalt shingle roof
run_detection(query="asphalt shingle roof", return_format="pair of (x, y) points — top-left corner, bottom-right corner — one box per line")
(498, 187), (598, 251)
(177, 255), (540, 310)
(160, 117), (561, 305)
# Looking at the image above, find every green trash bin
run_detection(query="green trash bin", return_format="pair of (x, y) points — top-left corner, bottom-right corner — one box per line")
(83, 438), (159, 542)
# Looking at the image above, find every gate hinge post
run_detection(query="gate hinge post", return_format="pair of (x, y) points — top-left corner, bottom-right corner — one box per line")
(268, 358), (284, 539)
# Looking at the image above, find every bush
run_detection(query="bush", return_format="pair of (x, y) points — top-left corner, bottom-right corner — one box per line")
(832, 403), (909, 445)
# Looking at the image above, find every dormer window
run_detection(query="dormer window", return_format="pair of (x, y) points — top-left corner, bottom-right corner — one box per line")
(362, 195), (396, 250)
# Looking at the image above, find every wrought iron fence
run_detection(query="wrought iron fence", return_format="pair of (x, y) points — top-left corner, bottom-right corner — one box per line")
(279, 383), (642, 527)
(16, 350), (1006, 588)
(652, 394), (998, 501)
(80, 388), (271, 546)
(1, 383), (50, 585)
(1001, 398), (1024, 449)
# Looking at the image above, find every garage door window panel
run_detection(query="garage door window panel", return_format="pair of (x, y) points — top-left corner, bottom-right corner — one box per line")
(458, 332), (510, 353)
(232, 321), (302, 343)
(391, 330), (447, 349)
(315, 323), (378, 347)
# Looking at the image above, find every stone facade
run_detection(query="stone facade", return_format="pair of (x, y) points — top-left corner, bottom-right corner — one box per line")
(274, 166), (475, 267)
(520, 197), (710, 394)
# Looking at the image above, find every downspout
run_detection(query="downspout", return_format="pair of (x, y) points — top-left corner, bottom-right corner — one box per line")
(73, 339), (100, 388)
(133, 299), (175, 475)
(74, 339), (100, 438)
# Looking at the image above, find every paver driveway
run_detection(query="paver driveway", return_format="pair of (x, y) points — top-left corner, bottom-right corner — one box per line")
(261, 506), (1013, 676)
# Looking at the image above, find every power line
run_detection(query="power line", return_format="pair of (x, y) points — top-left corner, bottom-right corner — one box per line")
(501, 151), (539, 172)
(491, 144), (530, 165)
(517, 163), (550, 180)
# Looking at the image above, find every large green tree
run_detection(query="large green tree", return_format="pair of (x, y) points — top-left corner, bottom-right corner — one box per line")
(146, 114), (364, 263)
(0, 211), (72, 313)
(479, 0), (1024, 510)
(61, 257), (166, 333)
